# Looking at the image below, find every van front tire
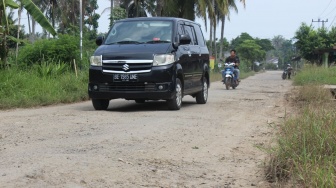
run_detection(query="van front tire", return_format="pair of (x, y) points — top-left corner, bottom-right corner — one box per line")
(92, 99), (109, 110)
(167, 78), (182, 110)
(196, 77), (208, 104)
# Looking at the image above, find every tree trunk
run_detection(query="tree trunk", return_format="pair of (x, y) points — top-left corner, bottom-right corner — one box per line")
(209, 19), (213, 56)
(51, 1), (55, 28)
(27, 13), (31, 36)
(110, 0), (114, 26)
(214, 23), (217, 61)
(219, 15), (225, 59)
(3, 32), (7, 68)
(16, 7), (22, 65)
(155, 0), (164, 16)
(31, 18), (36, 42)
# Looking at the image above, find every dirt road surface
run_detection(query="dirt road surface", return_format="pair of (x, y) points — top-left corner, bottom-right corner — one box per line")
(0, 71), (292, 188)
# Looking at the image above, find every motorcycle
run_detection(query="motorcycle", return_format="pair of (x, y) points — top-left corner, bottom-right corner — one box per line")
(282, 69), (292, 80)
(222, 62), (239, 90)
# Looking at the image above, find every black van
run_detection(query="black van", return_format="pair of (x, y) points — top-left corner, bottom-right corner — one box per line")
(88, 17), (210, 110)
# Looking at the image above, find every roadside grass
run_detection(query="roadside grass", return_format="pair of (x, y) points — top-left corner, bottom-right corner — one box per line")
(0, 66), (89, 109)
(294, 65), (336, 85)
(266, 70), (336, 186)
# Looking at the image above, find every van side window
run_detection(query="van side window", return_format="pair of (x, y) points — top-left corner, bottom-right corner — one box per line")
(194, 25), (206, 47)
(183, 25), (196, 45)
(178, 23), (184, 35)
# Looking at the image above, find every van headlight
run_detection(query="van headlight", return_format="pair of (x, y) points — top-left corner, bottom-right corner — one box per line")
(90, 55), (102, 66)
(153, 54), (175, 66)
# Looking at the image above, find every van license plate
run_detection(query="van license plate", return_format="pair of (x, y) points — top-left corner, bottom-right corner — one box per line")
(113, 74), (138, 82)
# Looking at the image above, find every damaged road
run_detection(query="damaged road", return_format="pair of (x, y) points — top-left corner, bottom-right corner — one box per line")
(0, 71), (292, 187)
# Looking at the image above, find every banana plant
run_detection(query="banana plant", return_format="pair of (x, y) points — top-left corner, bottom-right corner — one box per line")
(1, 0), (56, 36)
(1, 0), (57, 67)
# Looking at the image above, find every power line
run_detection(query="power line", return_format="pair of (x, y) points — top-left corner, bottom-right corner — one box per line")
(328, 14), (336, 29)
(324, 3), (336, 18)
(320, 0), (333, 17)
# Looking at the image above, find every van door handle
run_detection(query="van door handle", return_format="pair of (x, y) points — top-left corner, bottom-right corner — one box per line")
(183, 47), (189, 51)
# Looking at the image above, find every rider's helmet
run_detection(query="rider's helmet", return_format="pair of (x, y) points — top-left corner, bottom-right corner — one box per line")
(287, 64), (290, 66)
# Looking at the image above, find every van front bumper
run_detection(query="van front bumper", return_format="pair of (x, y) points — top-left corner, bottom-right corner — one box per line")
(88, 64), (176, 100)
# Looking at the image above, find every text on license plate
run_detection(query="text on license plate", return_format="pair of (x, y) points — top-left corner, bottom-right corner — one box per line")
(113, 74), (138, 81)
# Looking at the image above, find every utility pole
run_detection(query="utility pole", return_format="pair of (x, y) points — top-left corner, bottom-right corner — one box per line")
(312, 18), (328, 29)
(80, 0), (83, 62)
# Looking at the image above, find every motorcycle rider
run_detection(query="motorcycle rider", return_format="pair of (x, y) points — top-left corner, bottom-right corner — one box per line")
(224, 49), (240, 82)
(285, 64), (293, 79)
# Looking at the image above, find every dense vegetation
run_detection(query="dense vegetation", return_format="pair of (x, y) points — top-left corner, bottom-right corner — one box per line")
(267, 66), (336, 187)
(0, 66), (88, 109)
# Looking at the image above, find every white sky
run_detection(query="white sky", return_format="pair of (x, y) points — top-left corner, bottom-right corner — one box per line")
(96, 0), (336, 41)
(17, 0), (336, 41)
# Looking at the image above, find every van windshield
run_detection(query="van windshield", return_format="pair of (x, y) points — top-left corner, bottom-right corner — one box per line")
(104, 20), (173, 45)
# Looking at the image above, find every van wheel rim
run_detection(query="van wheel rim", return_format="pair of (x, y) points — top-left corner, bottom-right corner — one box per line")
(176, 84), (182, 106)
(203, 82), (208, 100)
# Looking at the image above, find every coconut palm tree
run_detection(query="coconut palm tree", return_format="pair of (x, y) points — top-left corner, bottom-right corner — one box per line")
(217, 0), (244, 59)
(211, 0), (245, 59)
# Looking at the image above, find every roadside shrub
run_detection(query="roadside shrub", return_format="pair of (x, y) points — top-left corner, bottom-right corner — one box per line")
(294, 65), (336, 85)
(268, 104), (336, 186)
(35, 62), (70, 78)
(266, 67), (336, 186)
(295, 84), (333, 105)
(18, 34), (80, 65)
(0, 67), (88, 109)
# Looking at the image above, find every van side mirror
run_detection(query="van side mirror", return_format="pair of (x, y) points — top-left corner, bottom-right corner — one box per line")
(179, 34), (191, 45)
(96, 36), (104, 46)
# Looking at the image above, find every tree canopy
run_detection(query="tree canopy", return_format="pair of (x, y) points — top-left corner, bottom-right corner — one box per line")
(295, 23), (336, 65)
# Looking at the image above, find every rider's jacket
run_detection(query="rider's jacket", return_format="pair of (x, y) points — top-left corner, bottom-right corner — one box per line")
(225, 56), (240, 69)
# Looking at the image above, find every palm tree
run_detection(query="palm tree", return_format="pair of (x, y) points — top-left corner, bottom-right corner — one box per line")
(217, 0), (243, 59)
(210, 0), (245, 59)
(16, 4), (23, 64)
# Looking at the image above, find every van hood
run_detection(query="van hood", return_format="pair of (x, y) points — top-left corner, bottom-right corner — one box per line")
(94, 43), (172, 60)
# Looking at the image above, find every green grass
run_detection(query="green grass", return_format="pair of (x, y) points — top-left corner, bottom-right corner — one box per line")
(267, 68), (336, 186)
(0, 67), (89, 109)
(294, 65), (336, 85)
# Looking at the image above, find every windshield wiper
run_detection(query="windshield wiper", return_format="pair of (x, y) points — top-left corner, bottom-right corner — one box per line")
(116, 40), (143, 44)
(145, 40), (171, 44)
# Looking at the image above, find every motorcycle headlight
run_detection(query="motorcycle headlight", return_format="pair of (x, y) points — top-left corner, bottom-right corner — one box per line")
(90, 55), (102, 66)
(153, 54), (175, 66)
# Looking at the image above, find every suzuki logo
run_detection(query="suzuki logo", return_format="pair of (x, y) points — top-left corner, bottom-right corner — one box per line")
(123, 64), (129, 71)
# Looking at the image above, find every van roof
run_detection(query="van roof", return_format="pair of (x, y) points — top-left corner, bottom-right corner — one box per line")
(116, 17), (200, 26)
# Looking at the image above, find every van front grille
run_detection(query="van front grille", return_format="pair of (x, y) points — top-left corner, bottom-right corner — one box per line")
(102, 60), (153, 73)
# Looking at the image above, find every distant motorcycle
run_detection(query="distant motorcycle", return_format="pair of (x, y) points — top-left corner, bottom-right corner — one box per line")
(222, 62), (239, 90)
(282, 69), (292, 80)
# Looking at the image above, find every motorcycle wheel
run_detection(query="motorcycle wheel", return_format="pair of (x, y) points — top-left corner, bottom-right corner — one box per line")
(282, 73), (286, 80)
(232, 80), (237, 89)
(225, 77), (231, 90)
